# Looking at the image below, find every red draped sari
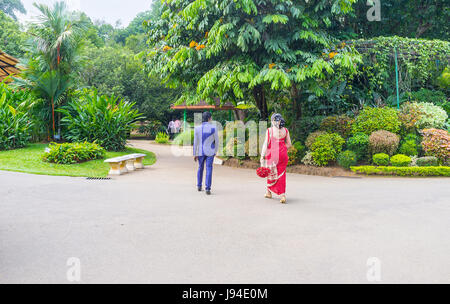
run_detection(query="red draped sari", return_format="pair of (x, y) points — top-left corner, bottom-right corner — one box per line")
(265, 128), (289, 196)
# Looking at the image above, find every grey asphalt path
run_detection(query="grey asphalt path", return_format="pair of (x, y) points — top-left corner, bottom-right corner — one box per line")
(0, 140), (449, 283)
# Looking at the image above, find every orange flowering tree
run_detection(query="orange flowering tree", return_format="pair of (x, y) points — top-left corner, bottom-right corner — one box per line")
(145, 0), (361, 119)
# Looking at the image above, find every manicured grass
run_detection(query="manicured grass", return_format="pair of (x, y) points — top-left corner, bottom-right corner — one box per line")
(0, 144), (156, 178)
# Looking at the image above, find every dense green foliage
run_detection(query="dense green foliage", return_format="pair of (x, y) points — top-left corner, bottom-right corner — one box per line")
(0, 10), (26, 57)
(311, 133), (345, 166)
(346, 132), (369, 161)
(0, 82), (36, 150)
(337, 150), (357, 169)
(43, 142), (106, 164)
(319, 114), (353, 139)
(372, 153), (390, 166)
(60, 89), (143, 151)
(351, 166), (450, 177)
(145, 0), (362, 119)
(352, 107), (401, 135)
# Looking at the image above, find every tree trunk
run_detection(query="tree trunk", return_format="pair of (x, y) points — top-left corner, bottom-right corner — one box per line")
(233, 109), (246, 121)
(253, 85), (268, 120)
(291, 84), (302, 119)
(51, 97), (55, 139)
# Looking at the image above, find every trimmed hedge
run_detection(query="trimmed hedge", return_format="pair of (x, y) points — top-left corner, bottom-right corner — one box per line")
(351, 166), (450, 177)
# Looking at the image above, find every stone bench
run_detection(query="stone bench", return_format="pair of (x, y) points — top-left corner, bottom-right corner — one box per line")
(104, 153), (146, 176)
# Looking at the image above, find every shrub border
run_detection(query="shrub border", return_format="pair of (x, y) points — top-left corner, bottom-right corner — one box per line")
(351, 166), (450, 177)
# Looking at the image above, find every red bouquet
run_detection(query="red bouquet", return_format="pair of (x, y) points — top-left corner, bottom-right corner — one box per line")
(256, 167), (271, 178)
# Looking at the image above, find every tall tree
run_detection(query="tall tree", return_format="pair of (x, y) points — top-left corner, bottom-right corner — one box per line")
(0, 0), (26, 20)
(145, 0), (361, 120)
(17, 1), (86, 139)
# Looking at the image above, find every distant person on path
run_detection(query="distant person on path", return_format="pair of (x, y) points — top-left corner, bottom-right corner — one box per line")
(168, 119), (176, 138)
(174, 118), (182, 134)
(193, 112), (219, 195)
(260, 113), (292, 204)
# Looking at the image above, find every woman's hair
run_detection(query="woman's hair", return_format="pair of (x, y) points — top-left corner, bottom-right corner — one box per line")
(271, 113), (286, 129)
(202, 111), (212, 123)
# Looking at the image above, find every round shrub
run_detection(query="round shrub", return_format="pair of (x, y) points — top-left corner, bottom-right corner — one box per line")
(320, 115), (353, 139)
(61, 89), (143, 151)
(373, 153), (390, 166)
(352, 107), (401, 135)
(421, 129), (450, 164)
(305, 130), (326, 149)
(337, 150), (358, 169)
(43, 142), (106, 165)
(390, 154), (412, 167)
(311, 133), (345, 166)
(398, 139), (418, 156)
(416, 156), (439, 167)
(223, 138), (246, 160)
(415, 102), (448, 130)
(369, 130), (400, 156)
(347, 133), (369, 161)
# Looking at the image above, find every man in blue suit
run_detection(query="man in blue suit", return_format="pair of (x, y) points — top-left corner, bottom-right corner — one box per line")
(193, 112), (219, 195)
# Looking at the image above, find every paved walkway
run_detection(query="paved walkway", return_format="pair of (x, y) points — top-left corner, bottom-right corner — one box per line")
(0, 141), (449, 283)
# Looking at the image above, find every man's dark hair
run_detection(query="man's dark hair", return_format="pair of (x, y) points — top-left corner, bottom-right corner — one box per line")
(202, 112), (212, 123)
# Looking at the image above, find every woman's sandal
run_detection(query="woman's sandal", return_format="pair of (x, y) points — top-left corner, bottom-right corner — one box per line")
(265, 192), (272, 199)
(280, 196), (287, 204)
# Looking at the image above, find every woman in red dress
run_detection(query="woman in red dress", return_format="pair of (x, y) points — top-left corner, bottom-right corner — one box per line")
(260, 114), (292, 204)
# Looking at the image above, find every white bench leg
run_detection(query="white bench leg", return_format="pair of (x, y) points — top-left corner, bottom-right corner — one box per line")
(119, 161), (128, 175)
(108, 162), (121, 175)
(126, 159), (136, 171)
(134, 157), (144, 169)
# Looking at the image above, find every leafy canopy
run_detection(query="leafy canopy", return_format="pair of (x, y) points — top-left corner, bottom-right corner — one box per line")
(145, 0), (361, 111)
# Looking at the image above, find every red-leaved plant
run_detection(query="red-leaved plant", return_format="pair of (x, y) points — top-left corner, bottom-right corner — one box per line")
(421, 129), (450, 165)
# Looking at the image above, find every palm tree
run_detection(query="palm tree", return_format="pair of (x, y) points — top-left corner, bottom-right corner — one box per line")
(17, 1), (86, 139)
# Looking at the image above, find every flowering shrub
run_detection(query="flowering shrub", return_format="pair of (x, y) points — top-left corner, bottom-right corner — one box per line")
(352, 107), (401, 135)
(347, 133), (369, 161)
(337, 150), (358, 169)
(305, 130), (326, 149)
(390, 154), (412, 167)
(399, 102), (425, 131)
(302, 151), (318, 166)
(369, 130), (400, 156)
(415, 103), (448, 130)
(373, 153), (390, 166)
(311, 133), (345, 166)
(320, 115), (354, 139)
(287, 146), (298, 166)
(421, 129), (450, 165)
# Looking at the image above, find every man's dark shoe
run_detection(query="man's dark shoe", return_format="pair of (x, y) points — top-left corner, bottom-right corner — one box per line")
(198, 187), (203, 192)
(206, 190), (211, 195)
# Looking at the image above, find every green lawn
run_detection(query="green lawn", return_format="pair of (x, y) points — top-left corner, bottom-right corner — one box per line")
(0, 144), (156, 178)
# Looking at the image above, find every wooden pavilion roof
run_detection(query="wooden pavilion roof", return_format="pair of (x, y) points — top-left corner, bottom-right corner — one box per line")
(0, 51), (20, 82)
(171, 99), (235, 111)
